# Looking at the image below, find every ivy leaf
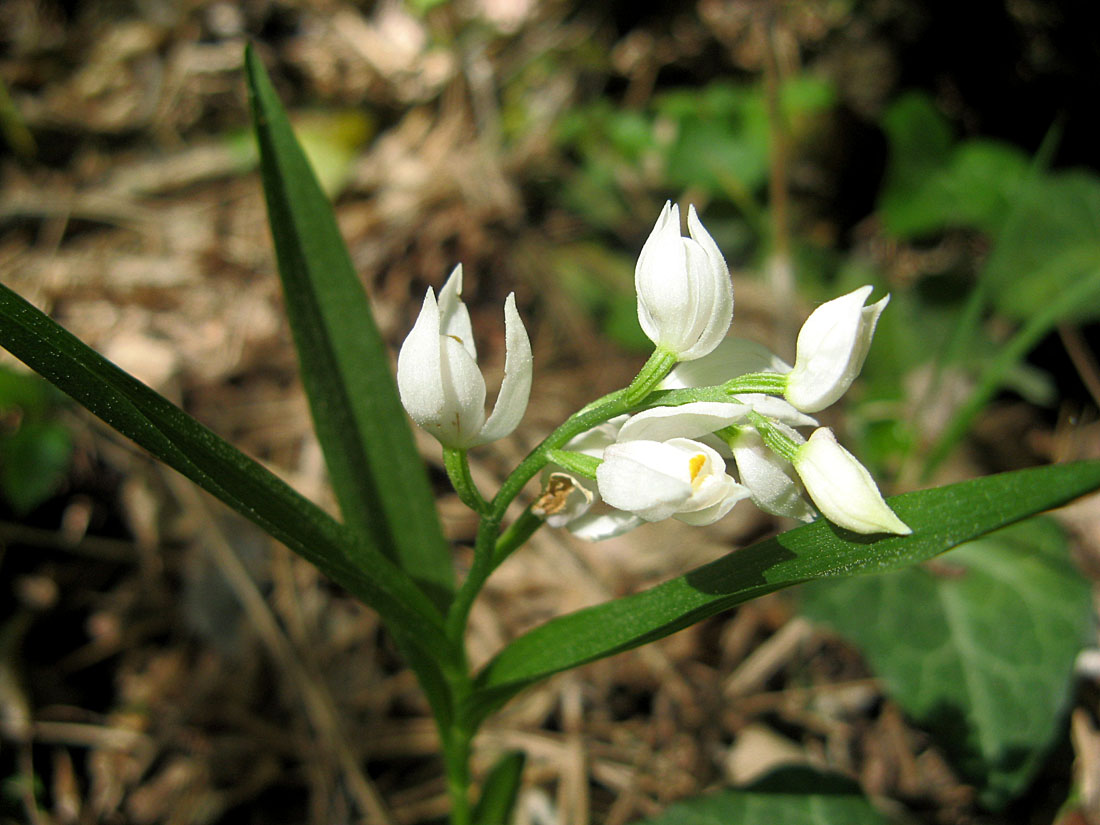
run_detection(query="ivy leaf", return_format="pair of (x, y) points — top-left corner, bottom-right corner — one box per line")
(800, 517), (1092, 808)
(632, 767), (892, 824)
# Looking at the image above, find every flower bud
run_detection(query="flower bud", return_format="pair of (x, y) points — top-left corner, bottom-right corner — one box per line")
(785, 286), (889, 413)
(793, 428), (911, 535)
(397, 265), (532, 448)
(635, 202), (733, 361)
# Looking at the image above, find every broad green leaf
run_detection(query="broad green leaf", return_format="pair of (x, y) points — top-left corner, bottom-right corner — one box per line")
(245, 46), (453, 607)
(472, 750), (526, 825)
(0, 282), (454, 671)
(799, 518), (1091, 809)
(981, 172), (1100, 323)
(466, 461), (1100, 725)
(632, 767), (892, 825)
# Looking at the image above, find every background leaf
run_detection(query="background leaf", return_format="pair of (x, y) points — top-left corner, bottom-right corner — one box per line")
(467, 461), (1100, 725)
(631, 767), (893, 824)
(799, 517), (1092, 809)
(245, 46), (453, 607)
(981, 172), (1100, 323)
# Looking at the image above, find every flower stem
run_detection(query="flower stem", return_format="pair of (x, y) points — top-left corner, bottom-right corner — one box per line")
(443, 448), (489, 515)
(748, 411), (800, 462)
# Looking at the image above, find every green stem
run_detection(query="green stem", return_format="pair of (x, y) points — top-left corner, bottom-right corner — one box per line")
(437, 354), (793, 821)
(443, 348), (677, 647)
(443, 714), (474, 824)
(748, 411), (800, 462)
(444, 448), (489, 515)
(493, 506), (544, 567)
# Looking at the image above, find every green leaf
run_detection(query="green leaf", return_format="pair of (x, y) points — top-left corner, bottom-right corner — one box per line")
(878, 92), (954, 235)
(799, 517), (1091, 809)
(982, 171), (1100, 323)
(466, 461), (1100, 725)
(245, 45), (453, 607)
(881, 140), (1030, 237)
(0, 282), (454, 670)
(632, 767), (892, 824)
(472, 750), (526, 825)
(0, 420), (72, 514)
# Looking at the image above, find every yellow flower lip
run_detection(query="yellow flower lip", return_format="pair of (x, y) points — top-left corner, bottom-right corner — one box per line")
(689, 453), (706, 483)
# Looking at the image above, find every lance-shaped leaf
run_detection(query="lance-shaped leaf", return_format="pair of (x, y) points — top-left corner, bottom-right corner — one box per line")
(245, 45), (452, 607)
(466, 460), (1100, 725)
(0, 282), (454, 672)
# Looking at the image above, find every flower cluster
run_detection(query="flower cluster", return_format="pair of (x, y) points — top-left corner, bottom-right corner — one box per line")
(397, 202), (910, 540)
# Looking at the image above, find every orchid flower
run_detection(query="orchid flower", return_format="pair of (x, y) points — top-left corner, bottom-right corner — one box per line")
(397, 265), (532, 449)
(784, 286), (889, 413)
(595, 403), (750, 529)
(635, 202), (733, 361)
(792, 427), (911, 535)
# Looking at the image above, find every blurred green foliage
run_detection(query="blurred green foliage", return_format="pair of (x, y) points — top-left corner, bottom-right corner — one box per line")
(0, 366), (73, 515)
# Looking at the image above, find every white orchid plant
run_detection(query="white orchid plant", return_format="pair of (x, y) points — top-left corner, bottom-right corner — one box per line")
(399, 201), (911, 545)
(5, 53), (1096, 824)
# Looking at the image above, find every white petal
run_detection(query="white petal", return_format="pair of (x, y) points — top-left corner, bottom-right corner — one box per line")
(732, 431), (816, 522)
(675, 480), (749, 525)
(617, 402), (749, 443)
(676, 205), (732, 360)
(786, 287), (888, 413)
(597, 440), (694, 521)
(794, 428), (911, 535)
(661, 338), (791, 390)
(438, 335), (487, 445)
(473, 292), (533, 445)
(397, 288), (445, 428)
(534, 472), (596, 527)
(438, 264), (478, 360)
(635, 203), (691, 348)
(567, 510), (645, 541)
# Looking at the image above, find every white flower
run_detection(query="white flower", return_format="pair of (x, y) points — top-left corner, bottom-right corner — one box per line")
(397, 264), (532, 448)
(784, 286), (889, 413)
(635, 202), (733, 361)
(793, 428), (911, 535)
(596, 402), (749, 527)
(729, 430), (816, 523)
(599, 438), (748, 525)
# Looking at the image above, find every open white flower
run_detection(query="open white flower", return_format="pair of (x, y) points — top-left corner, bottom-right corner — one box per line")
(397, 265), (532, 448)
(599, 438), (748, 525)
(793, 428), (911, 535)
(784, 286), (889, 413)
(635, 202), (733, 361)
(596, 402), (749, 527)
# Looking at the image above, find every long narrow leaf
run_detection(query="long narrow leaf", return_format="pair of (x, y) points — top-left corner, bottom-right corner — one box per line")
(0, 282), (454, 669)
(245, 45), (452, 606)
(467, 460), (1100, 724)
